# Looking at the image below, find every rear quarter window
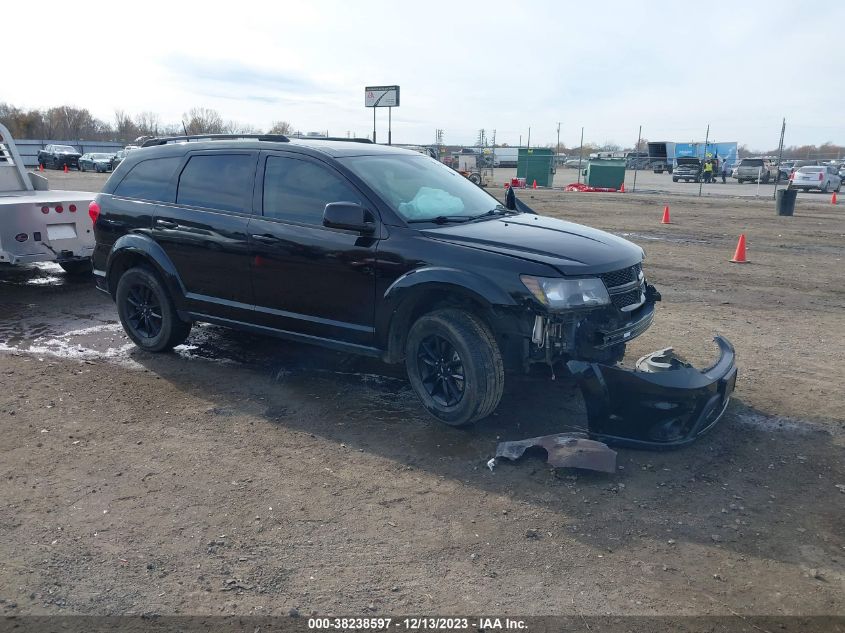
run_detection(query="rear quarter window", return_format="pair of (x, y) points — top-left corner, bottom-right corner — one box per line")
(113, 157), (181, 202)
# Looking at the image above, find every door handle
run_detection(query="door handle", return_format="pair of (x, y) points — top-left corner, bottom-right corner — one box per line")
(155, 219), (179, 229)
(251, 233), (280, 244)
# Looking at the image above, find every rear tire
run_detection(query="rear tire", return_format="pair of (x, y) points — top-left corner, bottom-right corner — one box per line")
(116, 266), (191, 352)
(405, 308), (504, 427)
(59, 259), (92, 275)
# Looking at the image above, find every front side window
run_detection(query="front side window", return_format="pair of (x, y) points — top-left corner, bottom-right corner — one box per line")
(340, 154), (502, 222)
(113, 157), (181, 202)
(262, 156), (362, 225)
(176, 154), (256, 213)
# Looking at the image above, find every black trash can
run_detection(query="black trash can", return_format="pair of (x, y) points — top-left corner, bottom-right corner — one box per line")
(776, 188), (797, 216)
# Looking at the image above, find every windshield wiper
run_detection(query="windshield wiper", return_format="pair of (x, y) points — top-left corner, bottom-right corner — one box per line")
(466, 207), (521, 222)
(406, 215), (474, 224)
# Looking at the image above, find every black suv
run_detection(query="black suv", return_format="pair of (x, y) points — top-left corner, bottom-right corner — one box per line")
(91, 135), (659, 426)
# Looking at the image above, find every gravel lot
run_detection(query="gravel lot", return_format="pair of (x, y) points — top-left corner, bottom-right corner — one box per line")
(1, 170), (843, 617)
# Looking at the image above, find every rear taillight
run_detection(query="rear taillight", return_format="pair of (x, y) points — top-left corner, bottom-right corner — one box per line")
(88, 201), (101, 224)
(69, 204), (77, 213)
(55, 205), (63, 213)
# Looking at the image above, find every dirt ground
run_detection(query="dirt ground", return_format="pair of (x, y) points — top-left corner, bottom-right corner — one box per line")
(1, 173), (843, 617)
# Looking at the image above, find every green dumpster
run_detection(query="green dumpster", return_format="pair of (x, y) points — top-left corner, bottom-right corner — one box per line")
(585, 158), (626, 189)
(517, 148), (555, 187)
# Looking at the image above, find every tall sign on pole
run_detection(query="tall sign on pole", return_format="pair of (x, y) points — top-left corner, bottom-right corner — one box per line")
(365, 85), (400, 145)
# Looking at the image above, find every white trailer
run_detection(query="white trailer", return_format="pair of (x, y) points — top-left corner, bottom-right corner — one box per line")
(491, 147), (519, 167)
(0, 123), (96, 274)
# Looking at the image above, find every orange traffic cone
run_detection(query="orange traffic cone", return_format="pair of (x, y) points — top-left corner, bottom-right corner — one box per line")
(730, 234), (748, 263)
(661, 205), (671, 224)
(532, 179), (537, 189)
(63, 164), (68, 173)
(39, 163), (44, 172)
(832, 191), (838, 205)
(504, 182), (510, 189)
(620, 183), (625, 193)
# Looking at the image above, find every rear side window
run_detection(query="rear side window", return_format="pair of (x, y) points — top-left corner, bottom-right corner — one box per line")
(113, 157), (180, 202)
(176, 154), (256, 213)
(263, 156), (362, 225)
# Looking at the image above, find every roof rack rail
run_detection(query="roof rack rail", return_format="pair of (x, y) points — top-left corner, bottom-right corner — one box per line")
(140, 134), (290, 148)
(290, 136), (374, 144)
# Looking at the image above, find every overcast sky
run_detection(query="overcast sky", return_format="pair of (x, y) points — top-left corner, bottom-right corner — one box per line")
(4, 0), (843, 149)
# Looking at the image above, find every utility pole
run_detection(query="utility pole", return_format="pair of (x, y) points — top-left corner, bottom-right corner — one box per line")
(491, 129), (496, 181)
(698, 124), (710, 198)
(632, 125), (642, 193)
(577, 126), (584, 184)
(435, 128), (444, 163)
(556, 122), (561, 160)
(527, 126), (531, 150)
(773, 118), (786, 198)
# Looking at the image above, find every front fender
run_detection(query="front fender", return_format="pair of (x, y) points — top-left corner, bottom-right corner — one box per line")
(377, 266), (521, 361)
(106, 234), (186, 310)
(384, 266), (518, 307)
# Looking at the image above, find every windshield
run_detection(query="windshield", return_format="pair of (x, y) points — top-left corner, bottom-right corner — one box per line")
(55, 145), (77, 153)
(91, 153), (112, 159)
(341, 154), (503, 222)
(798, 167), (824, 173)
(740, 159), (764, 166)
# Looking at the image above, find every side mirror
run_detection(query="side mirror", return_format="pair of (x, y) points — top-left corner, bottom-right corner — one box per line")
(322, 202), (375, 234)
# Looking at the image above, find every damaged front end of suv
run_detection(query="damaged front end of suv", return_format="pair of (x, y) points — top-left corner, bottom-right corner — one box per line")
(502, 192), (737, 450)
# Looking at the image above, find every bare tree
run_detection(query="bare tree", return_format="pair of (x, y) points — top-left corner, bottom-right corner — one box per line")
(114, 110), (137, 142)
(222, 119), (261, 134)
(134, 111), (161, 137)
(183, 107), (224, 135)
(268, 120), (294, 136)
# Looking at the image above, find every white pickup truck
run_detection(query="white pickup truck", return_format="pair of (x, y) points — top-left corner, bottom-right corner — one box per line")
(0, 123), (96, 274)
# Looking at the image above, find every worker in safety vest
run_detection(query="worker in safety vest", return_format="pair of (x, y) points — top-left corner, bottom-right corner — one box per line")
(703, 159), (714, 183)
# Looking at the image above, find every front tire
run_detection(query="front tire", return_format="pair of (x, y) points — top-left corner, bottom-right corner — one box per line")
(405, 308), (504, 427)
(79, 163), (86, 172)
(116, 266), (191, 352)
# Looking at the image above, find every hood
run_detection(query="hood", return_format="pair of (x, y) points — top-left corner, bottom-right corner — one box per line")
(421, 214), (644, 275)
(676, 157), (701, 166)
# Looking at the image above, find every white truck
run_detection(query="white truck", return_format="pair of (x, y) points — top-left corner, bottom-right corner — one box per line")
(0, 123), (96, 274)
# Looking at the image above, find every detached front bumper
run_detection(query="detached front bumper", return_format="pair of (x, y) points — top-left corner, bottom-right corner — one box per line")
(567, 336), (738, 449)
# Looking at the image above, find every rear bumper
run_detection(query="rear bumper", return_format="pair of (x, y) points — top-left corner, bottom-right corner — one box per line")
(567, 336), (738, 449)
(1, 247), (93, 266)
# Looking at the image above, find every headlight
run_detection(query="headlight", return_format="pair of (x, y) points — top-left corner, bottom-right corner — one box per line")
(520, 275), (610, 309)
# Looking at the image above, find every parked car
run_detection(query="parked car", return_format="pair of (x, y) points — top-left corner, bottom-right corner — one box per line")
(92, 136), (665, 428)
(788, 165), (842, 193)
(839, 165), (845, 181)
(672, 157), (703, 183)
(37, 144), (81, 170)
(777, 160), (795, 180)
(78, 152), (115, 173)
(735, 158), (777, 184)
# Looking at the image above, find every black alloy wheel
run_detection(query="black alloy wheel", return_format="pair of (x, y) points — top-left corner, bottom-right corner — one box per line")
(417, 334), (465, 407)
(116, 267), (192, 352)
(404, 308), (504, 426)
(125, 282), (164, 339)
